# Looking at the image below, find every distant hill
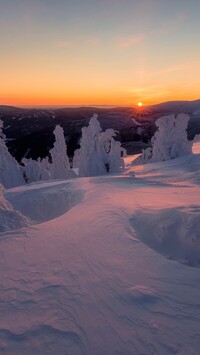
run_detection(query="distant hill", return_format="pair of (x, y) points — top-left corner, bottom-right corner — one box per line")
(0, 100), (200, 161)
(148, 99), (200, 114)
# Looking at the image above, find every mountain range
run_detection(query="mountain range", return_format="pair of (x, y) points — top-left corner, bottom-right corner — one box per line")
(0, 100), (200, 162)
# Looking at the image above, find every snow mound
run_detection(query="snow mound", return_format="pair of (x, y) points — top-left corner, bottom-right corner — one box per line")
(0, 325), (83, 355)
(121, 284), (159, 305)
(0, 184), (31, 232)
(5, 181), (84, 223)
(131, 206), (200, 267)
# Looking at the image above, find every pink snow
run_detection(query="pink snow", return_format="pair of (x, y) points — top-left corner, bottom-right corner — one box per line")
(0, 143), (200, 354)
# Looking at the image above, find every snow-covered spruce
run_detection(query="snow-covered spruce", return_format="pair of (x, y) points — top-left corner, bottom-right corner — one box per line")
(0, 120), (25, 188)
(77, 114), (125, 176)
(22, 125), (75, 183)
(134, 113), (192, 164)
(49, 125), (76, 179)
(0, 183), (31, 232)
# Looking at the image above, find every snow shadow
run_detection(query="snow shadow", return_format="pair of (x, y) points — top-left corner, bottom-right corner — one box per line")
(6, 182), (84, 223)
(130, 206), (200, 267)
(120, 285), (159, 307)
(91, 175), (175, 189)
(0, 325), (84, 355)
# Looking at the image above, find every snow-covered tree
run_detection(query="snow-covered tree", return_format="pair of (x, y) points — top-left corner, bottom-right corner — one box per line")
(22, 158), (51, 183)
(134, 113), (192, 164)
(37, 156), (51, 172)
(49, 125), (75, 179)
(78, 114), (125, 176)
(194, 133), (200, 142)
(0, 120), (25, 188)
(72, 148), (80, 169)
(99, 128), (125, 173)
(78, 114), (107, 177)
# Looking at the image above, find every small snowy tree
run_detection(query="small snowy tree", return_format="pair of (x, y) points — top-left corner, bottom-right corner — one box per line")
(134, 113), (192, 164)
(108, 140), (125, 173)
(22, 158), (51, 183)
(72, 148), (80, 169)
(49, 125), (75, 179)
(99, 128), (125, 173)
(0, 120), (25, 188)
(194, 133), (200, 142)
(37, 156), (51, 172)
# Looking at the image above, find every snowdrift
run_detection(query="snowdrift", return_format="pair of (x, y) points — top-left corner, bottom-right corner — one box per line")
(0, 184), (31, 232)
(5, 180), (84, 223)
(1, 144), (200, 354)
(131, 206), (200, 266)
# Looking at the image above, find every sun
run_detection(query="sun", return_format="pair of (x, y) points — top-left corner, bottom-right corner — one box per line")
(138, 102), (143, 107)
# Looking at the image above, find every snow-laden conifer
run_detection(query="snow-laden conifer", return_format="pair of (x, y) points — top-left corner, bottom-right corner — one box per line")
(78, 114), (125, 176)
(134, 113), (192, 164)
(49, 125), (75, 179)
(22, 158), (51, 183)
(78, 114), (107, 177)
(0, 120), (25, 188)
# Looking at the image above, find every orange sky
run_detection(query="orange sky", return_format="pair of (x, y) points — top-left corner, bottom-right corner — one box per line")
(1, 1), (200, 107)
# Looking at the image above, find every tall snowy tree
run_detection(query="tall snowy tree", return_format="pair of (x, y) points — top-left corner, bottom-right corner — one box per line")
(78, 114), (107, 177)
(49, 125), (75, 179)
(0, 120), (25, 188)
(78, 114), (125, 176)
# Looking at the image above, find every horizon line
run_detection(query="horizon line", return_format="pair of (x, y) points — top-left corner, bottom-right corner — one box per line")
(0, 98), (200, 110)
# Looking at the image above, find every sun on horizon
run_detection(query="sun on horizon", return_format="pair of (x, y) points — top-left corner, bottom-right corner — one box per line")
(137, 102), (143, 107)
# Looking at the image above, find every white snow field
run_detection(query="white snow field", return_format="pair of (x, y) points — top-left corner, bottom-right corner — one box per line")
(1, 144), (200, 354)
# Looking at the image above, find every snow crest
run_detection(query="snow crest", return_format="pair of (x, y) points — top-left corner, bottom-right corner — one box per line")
(131, 206), (200, 267)
(0, 184), (31, 232)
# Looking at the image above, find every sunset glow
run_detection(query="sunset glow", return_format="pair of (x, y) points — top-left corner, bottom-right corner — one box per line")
(138, 102), (143, 107)
(0, 1), (200, 107)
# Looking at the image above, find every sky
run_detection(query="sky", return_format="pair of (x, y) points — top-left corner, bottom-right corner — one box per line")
(0, 0), (200, 106)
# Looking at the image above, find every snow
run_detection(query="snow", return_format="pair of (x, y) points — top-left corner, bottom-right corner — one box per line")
(0, 143), (200, 354)
(0, 120), (25, 188)
(131, 118), (140, 125)
(0, 184), (31, 232)
(135, 113), (192, 164)
(78, 114), (125, 176)
(49, 125), (75, 179)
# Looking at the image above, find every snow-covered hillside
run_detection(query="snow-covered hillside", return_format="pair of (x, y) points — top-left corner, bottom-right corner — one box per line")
(0, 144), (200, 354)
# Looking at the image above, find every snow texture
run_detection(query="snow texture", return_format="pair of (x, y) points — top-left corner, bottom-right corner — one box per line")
(0, 183), (31, 232)
(0, 142), (200, 354)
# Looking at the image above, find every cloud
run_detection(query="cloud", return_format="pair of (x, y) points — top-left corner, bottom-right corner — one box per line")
(116, 34), (145, 48)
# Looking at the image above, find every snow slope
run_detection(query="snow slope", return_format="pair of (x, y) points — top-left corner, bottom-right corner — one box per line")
(1, 144), (200, 354)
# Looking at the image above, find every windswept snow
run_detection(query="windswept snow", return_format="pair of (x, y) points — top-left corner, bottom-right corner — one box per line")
(0, 143), (200, 354)
(0, 184), (31, 232)
(6, 180), (84, 223)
